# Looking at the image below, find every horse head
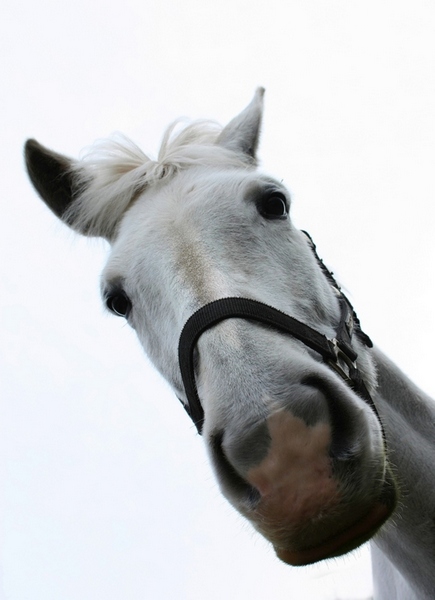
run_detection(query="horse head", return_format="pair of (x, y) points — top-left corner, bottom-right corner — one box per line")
(25, 89), (397, 566)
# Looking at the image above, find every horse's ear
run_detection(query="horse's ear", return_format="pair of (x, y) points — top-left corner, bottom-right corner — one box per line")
(24, 139), (79, 226)
(217, 87), (265, 162)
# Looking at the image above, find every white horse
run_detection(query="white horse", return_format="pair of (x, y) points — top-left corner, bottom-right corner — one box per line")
(25, 89), (435, 599)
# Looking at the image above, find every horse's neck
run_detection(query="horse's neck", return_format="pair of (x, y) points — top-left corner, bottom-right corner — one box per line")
(370, 348), (435, 600)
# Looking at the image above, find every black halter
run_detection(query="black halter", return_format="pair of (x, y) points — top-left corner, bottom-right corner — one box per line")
(178, 232), (377, 435)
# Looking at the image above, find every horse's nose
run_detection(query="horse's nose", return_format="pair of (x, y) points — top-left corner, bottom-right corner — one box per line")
(245, 409), (339, 522)
(213, 408), (339, 516)
(209, 379), (368, 520)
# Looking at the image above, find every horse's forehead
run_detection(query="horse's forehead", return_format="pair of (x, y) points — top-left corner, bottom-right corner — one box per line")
(114, 171), (232, 240)
(107, 168), (285, 284)
(164, 168), (253, 204)
(139, 170), (284, 233)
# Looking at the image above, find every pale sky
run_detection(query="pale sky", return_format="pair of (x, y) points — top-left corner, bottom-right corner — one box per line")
(1, 2), (435, 599)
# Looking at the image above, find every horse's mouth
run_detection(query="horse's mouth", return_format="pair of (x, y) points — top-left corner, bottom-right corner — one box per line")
(274, 468), (397, 566)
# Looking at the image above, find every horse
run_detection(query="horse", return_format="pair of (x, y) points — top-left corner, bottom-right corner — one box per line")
(24, 89), (435, 599)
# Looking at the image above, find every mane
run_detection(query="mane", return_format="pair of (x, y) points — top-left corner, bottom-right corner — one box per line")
(66, 119), (252, 238)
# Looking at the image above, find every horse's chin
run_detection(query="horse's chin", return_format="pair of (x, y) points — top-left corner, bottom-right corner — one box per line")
(274, 501), (389, 565)
(274, 470), (398, 566)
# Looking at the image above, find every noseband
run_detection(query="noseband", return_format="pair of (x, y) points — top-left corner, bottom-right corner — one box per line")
(178, 232), (378, 435)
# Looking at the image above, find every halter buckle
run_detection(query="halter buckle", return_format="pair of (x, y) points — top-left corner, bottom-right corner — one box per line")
(327, 338), (358, 385)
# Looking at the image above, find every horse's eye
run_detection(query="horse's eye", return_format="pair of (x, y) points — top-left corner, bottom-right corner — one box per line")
(260, 193), (288, 220)
(106, 292), (132, 318)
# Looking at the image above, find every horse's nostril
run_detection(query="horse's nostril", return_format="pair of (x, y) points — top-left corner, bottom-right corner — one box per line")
(302, 375), (363, 462)
(210, 432), (261, 508)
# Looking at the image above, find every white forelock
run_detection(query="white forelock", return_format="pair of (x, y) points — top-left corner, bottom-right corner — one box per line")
(66, 120), (252, 239)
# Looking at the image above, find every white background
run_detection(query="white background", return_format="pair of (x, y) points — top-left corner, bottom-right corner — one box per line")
(1, 2), (434, 599)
